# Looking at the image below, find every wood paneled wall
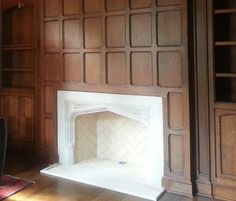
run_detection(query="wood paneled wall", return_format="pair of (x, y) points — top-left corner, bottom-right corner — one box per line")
(38, 0), (193, 195)
(194, 0), (212, 197)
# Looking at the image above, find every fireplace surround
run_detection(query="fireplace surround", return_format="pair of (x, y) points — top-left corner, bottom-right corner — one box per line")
(41, 91), (164, 200)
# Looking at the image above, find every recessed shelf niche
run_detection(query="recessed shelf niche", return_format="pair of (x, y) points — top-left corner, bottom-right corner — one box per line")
(1, 0), (36, 90)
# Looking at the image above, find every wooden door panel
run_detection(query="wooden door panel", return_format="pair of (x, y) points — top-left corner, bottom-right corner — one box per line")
(158, 11), (182, 46)
(216, 109), (236, 181)
(0, 95), (18, 139)
(45, 0), (60, 17)
(130, 0), (152, 9)
(63, 0), (80, 15)
(157, 0), (180, 6)
(18, 96), (34, 141)
(106, 0), (125, 11)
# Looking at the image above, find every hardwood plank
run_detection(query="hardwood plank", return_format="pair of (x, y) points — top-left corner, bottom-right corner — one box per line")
(4, 155), (150, 201)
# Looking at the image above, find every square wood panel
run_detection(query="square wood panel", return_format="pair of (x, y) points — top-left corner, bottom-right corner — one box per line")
(45, 118), (56, 149)
(131, 52), (153, 86)
(64, 53), (82, 82)
(106, 16), (126, 48)
(45, 0), (60, 17)
(84, 18), (102, 48)
(45, 53), (61, 82)
(45, 86), (55, 114)
(106, 0), (126, 11)
(168, 93), (184, 130)
(130, 0), (152, 9)
(158, 52), (182, 88)
(107, 53), (127, 85)
(84, 0), (102, 13)
(169, 134), (184, 174)
(131, 14), (152, 47)
(18, 96), (34, 141)
(85, 53), (103, 84)
(158, 11), (182, 46)
(215, 110), (236, 176)
(1, 95), (18, 139)
(63, 19), (80, 49)
(63, 0), (80, 15)
(157, 0), (180, 6)
(45, 21), (60, 49)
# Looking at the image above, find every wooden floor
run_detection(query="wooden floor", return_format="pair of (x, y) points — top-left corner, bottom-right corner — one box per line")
(158, 193), (221, 201)
(4, 153), (220, 201)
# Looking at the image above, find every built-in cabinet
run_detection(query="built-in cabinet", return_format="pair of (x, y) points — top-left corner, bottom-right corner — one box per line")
(0, 92), (34, 142)
(0, 0), (36, 148)
(195, 0), (236, 198)
(213, 0), (236, 102)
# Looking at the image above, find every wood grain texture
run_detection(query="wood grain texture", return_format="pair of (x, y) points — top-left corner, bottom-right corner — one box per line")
(168, 93), (184, 130)
(45, 53), (60, 82)
(85, 53), (103, 84)
(215, 109), (236, 179)
(1, 0), (37, 152)
(106, 0), (126, 11)
(130, 0), (152, 9)
(0, 94), (18, 139)
(195, 0), (212, 197)
(2, 0), (35, 44)
(45, 117), (56, 150)
(45, 21), (60, 49)
(4, 154), (151, 201)
(206, 0), (236, 200)
(107, 52), (127, 85)
(64, 53), (82, 83)
(158, 52), (182, 88)
(84, 17), (102, 48)
(106, 16), (126, 48)
(158, 11), (182, 46)
(18, 96), (34, 141)
(131, 13), (152, 47)
(38, 0), (192, 196)
(84, 0), (102, 13)
(45, 85), (55, 114)
(0, 92), (34, 142)
(157, 0), (180, 6)
(63, 19), (80, 49)
(157, 192), (221, 201)
(169, 134), (184, 174)
(131, 52), (153, 86)
(45, 0), (60, 17)
(63, 0), (80, 15)
(4, 153), (222, 201)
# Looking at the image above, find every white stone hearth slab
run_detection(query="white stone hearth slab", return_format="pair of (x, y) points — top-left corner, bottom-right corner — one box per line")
(41, 158), (164, 201)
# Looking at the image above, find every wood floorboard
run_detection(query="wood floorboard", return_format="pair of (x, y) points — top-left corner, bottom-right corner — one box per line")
(4, 154), (150, 201)
(157, 193), (222, 201)
(3, 153), (222, 201)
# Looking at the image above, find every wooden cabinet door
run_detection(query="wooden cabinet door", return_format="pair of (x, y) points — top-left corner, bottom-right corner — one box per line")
(0, 94), (18, 139)
(215, 109), (236, 186)
(0, 93), (34, 142)
(18, 96), (34, 142)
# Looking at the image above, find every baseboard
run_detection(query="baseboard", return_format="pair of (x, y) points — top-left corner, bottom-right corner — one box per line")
(196, 180), (213, 197)
(213, 185), (236, 201)
(162, 177), (193, 196)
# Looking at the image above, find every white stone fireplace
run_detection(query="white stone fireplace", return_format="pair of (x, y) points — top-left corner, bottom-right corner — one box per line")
(41, 91), (164, 200)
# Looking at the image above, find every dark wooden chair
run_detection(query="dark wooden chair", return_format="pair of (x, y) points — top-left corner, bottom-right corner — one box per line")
(0, 118), (7, 181)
